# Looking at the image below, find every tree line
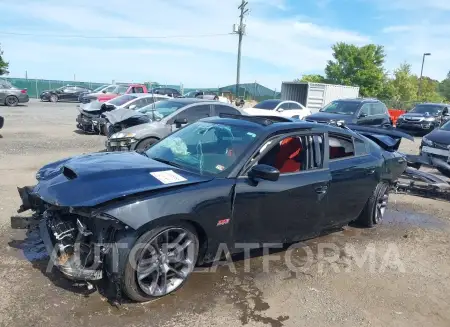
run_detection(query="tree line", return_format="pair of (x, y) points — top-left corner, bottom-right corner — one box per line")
(297, 43), (450, 109)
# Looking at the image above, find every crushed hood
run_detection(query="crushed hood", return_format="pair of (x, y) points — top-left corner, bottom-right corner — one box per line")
(103, 108), (146, 125)
(425, 129), (450, 144)
(33, 152), (212, 207)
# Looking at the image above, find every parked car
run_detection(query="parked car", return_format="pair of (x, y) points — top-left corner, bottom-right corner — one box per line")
(305, 98), (392, 127)
(244, 99), (311, 119)
(105, 98), (242, 151)
(396, 103), (450, 134)
(184, 90), (231, 103)
(76, 94), (169, 134)
(0, 79), (29, 106)
(40, 85), (91, 103)
(150, 87), (181, 98)
(420, 120), (450, 177)
(77, 84), (110, 102)
(81, 84), (148, 103)
(12, 115), (411, 302)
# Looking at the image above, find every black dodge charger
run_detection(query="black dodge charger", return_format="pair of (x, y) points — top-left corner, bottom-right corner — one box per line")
(12, 115), (410, 302)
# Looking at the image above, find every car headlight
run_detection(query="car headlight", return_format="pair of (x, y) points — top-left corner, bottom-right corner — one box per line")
(110, 132), (136, 139)
(397, 115), (404, 121)
(422, 136), (433, 146)
(423, 117), (436, 122)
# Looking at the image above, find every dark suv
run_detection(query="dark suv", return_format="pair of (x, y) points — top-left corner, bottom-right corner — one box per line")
(305, 98), (392, 127)
(150, 87), (181, 98)
(396, 103), (450, 134)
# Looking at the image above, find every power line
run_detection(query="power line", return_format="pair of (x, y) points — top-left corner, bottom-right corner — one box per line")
(0, 31), (234, 39)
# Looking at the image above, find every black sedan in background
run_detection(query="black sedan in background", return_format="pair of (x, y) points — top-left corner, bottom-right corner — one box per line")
(397, 103), (450, 134)
(13, 116), (410, 302)
(40, 85), (92, 103)
(305, 98), (392, 127)
(421, 120), (450, 176)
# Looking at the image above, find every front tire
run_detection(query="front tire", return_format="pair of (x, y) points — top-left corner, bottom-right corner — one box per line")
(135, 137), (159, 151)
(356, 182), (390, 227)
(5, 95), (19, 107)
(122, 224), (199, 302)
(50, 94), (58, 103)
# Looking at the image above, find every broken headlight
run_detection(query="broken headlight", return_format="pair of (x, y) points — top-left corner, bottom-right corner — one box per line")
(422, 136), (433, 146)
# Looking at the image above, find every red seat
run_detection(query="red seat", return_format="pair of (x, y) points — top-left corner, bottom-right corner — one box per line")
(274, 137), (302, 173)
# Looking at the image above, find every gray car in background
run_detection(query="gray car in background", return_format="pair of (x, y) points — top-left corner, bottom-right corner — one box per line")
(105, 98), (242, 151)
(0, 79), (30, 106)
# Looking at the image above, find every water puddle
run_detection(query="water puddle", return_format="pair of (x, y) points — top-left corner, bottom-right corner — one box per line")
(384, 209), (450, 230)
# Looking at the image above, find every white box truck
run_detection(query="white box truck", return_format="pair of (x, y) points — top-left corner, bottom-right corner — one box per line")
(281, 82), (360, 113)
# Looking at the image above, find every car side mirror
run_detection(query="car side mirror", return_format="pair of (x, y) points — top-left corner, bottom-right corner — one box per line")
(358, 112), (367, 118)
(128, 104), (137, 110)
(248, 164), (280, 182)
(102, 90), (107, 93)
(276, 108), (284, 112)
(174, 118), (188, 128)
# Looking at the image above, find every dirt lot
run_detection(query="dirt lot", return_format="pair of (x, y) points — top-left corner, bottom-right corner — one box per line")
(0, 100), (449, 327)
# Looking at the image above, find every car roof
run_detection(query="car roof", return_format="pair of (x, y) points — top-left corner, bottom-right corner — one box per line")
(201, 115), (349, 135)
(126, 93), (169, 98)
(163, 98), (217, 104)
(417, 102), (447, 107)
(332, 98), (380, 103)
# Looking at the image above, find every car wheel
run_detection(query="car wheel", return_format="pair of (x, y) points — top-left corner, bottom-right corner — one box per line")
(50, 94), (58, 103)
(122, 224), (199, 302)
(5, 95), (19, 107)
(356, 182), (390, 228)
(135, 137), (159, 151)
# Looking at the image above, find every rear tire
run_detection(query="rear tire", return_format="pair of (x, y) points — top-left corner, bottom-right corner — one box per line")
(135, 137), (159, 151)
(5, 95), (19, 107)
(355, 182), (390, 228)
(122, 223), (199, 302)
(50, 94), (58, 103)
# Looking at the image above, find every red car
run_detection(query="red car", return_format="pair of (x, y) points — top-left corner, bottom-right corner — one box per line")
(81, 84), (148, 103)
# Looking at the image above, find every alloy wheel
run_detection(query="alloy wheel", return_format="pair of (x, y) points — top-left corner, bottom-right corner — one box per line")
(136, 228), (195, 297)
(50, 95), (58, 103)
(5, 96), (18, 107)
(374, 187), (389, 223)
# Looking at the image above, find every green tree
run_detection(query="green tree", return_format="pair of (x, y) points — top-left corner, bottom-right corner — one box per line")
(438, 71), (450, 102)
(418, 77), (444, 102)
(295, 74), (326, 83)
(0, 45), (9, 76)
(325, 43), (386, 97)
(390, 63), (417, 102)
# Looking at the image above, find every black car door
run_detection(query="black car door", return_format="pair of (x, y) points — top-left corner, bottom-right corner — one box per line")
(325, 133), (378, 227)
(212, 104), (241, 116)
(355, 103), (373, 125)
(233, 132), (331, 244)
(59, 86), (76, 101)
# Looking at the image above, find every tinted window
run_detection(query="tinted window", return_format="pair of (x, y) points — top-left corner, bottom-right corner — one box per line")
(0, 80), (12, 89)
(289, 102), (302, 109)
(278, 102), (291, 110)
(177, 104), (211, 122)
(108, 94), (137, 106)
(354, 137), (368, 155)
(329, 134), (355, 159)
(132, 86), (144, 93)
(145, 121), (260, 176)
(359, 104), (371, 116)
(254, 100), (282, 110)
(371, 103), (387, 115)
(321, 101), (360, 115)
(411, 104), (443, 115)
(214, 105), (241, 116)
(116, 85), (128, 94)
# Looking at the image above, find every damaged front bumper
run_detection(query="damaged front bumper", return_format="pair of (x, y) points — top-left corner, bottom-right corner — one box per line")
(76, 114), (106, 134)
(12, 186), (125, 281)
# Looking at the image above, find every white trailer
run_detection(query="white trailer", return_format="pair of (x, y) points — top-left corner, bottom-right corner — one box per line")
(280, 82), (360, 113)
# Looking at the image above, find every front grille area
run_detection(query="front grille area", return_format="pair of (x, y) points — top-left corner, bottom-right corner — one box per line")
(434, 142), (450, 150)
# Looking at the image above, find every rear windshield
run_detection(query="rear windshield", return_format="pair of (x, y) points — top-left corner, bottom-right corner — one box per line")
(320, 101), (360, 115)
(108, 95), (137, 106)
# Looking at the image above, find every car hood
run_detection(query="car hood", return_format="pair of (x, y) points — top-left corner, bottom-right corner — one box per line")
(305, 112), (355, 123)
(110, 121), (162, 138)
(425, 129), (450, 144)
(402, 113), (437, 119)
(33, 151), (212, 207)
(103, 108), (145, 125)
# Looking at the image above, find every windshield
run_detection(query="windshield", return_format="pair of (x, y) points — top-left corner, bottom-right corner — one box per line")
(320, 101), (360, 115)
(145, 121), (260, 176)
(108, 95), (137, 106)
(253, 100), (282, 110)
(137, 100), (186, 121)
(92, 85), (109, 92)
(410, 105), (442, 115)
(183, 91), (198, 98)
(440, 121), (450, 131)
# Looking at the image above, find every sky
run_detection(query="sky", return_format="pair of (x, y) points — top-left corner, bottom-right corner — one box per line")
(0, 0), (449, 90)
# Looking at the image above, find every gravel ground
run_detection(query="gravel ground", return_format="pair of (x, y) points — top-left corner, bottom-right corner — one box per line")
(0, 100), (449, 327)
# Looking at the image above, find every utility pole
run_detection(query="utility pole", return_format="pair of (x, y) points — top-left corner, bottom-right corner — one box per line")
(234, 0), (248, 100)
(418, 52), (431, 97)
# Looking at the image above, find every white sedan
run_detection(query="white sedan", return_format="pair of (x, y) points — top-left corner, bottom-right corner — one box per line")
(243, 99), (311, 119)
